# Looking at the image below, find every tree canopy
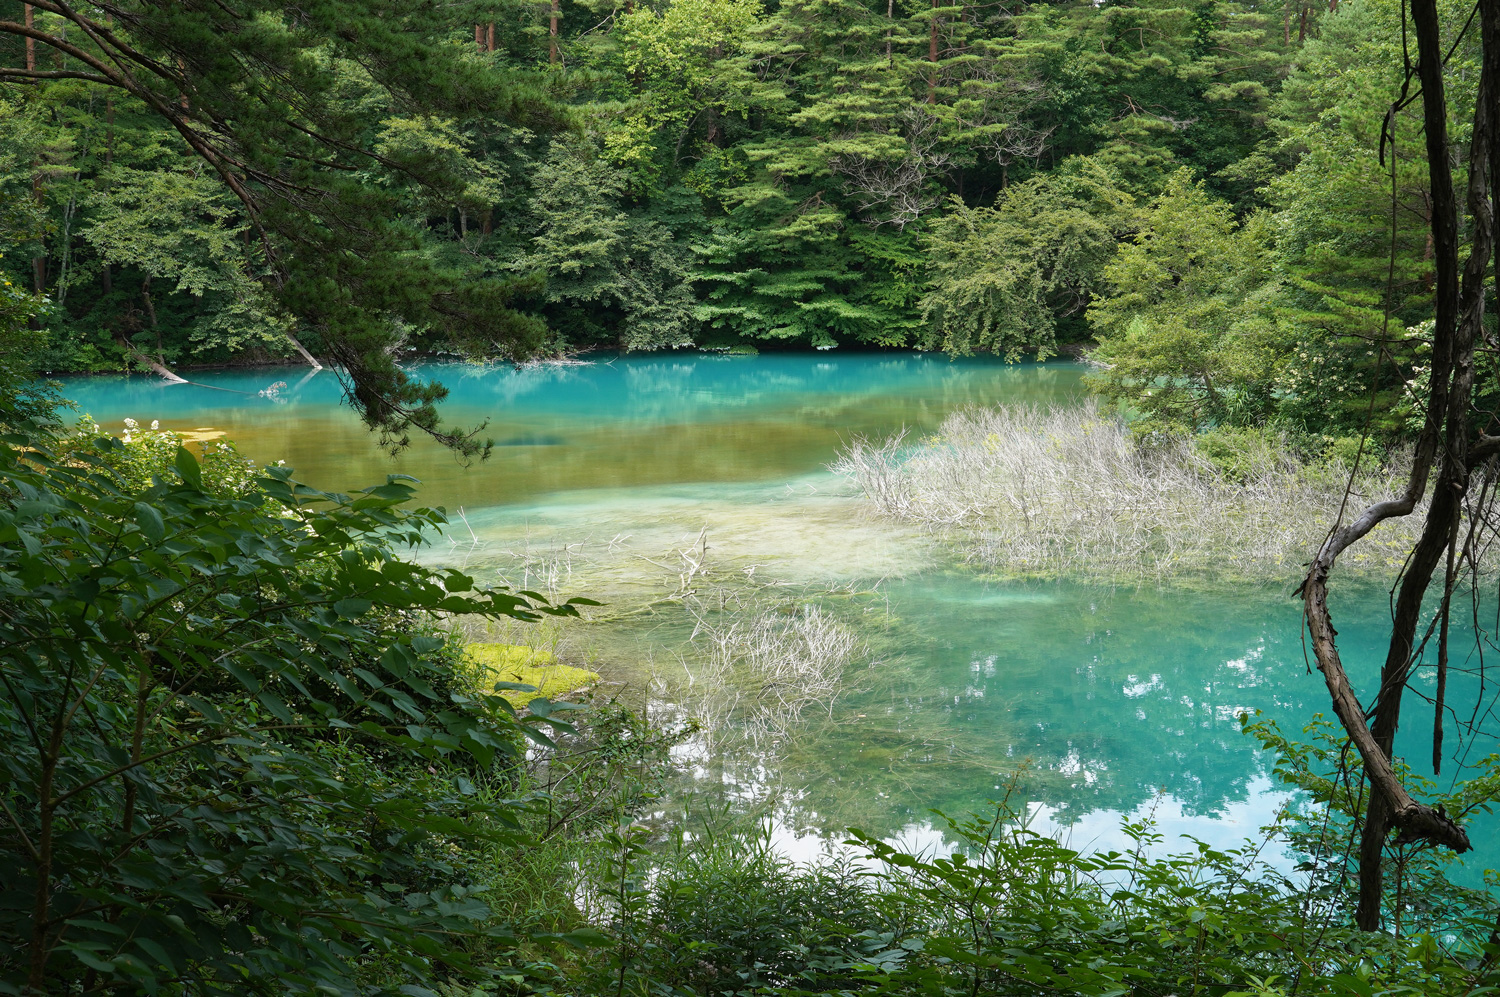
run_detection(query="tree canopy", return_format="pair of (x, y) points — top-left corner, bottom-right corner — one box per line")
(7, 0), (1457, 445)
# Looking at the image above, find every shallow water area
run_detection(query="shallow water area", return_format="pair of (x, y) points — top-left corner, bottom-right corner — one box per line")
(59, 353), (1500, 886)
(427, 475), (936, 599)
(62, 354), (1081, 507)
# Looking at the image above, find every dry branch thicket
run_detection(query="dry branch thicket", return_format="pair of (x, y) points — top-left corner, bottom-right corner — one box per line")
(673, 607), (861, 749)
(834, 402), (1465, 582)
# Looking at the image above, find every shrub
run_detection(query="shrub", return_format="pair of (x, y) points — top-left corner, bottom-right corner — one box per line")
(556, 787), (1500, 997)
(0, 422), (589, 994)
(834, 401), (1443, 581)
(1196, 424), (1297, 483)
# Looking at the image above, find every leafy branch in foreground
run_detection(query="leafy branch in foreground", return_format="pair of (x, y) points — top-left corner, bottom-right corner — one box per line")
(0, 423), (589, 994)
(1, 1), (565, 455)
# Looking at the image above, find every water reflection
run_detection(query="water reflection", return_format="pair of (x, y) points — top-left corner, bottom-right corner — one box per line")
(766, 775), (1295, 875)
(742, 581), (1312, 833)
(633, 576), (1498, 884)
(61, 354), (1085, 509)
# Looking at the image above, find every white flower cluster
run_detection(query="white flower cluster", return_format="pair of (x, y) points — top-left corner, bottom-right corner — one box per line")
(119, 418), (161, 444)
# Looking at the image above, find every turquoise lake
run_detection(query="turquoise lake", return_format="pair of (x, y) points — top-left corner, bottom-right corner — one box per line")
(59, 355), (1499, 880)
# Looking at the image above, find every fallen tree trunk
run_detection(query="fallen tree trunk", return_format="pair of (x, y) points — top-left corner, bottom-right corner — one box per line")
(286, 330), (323, 370)
(115, 335), (187, 384)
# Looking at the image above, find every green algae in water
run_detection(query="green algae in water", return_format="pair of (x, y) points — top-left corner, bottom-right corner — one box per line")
(463, 642), (599, 708)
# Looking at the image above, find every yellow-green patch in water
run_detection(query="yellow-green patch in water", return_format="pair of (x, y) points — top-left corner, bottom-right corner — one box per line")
(464, 642), (598, 708)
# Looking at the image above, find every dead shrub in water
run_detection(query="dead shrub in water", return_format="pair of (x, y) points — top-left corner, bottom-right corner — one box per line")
(833, 402), (1439, 581)
(678, 606), (860, 748)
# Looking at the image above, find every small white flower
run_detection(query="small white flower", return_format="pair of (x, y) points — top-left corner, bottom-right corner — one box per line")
(150, 420), (159, 430)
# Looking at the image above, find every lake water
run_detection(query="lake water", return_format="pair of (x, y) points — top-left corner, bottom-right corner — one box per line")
(59, 355), (1499, 881)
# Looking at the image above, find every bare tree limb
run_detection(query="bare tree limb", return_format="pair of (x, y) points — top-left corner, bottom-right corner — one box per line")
(1299, 0), (1497, 933)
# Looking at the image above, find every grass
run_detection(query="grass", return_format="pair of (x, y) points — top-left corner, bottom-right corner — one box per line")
(833, 401), (1442, 583)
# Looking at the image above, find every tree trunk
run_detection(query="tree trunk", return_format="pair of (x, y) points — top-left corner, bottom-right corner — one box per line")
(30, 156), (45, 292)
(116, 333), (187, 383)
(105, 13), (114, 167)
(176, 56), (189, 110)
(141, 275), (157, 331)
(285, 331), (322, 369)
(887, 0), (895, 64)
(1300, 0), (1497, 934)
(550, 0), (559, 64)
(103, 83), (113, 300)
(26, 4), (43, 296)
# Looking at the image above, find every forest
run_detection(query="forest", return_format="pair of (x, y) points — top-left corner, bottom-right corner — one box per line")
(3, 0), (1492, 442)
(3, 0), (1500, 994)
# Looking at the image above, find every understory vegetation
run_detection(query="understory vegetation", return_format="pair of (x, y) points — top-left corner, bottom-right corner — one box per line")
(836, 402), (1459, 581)
(552, 792), (1500, 997)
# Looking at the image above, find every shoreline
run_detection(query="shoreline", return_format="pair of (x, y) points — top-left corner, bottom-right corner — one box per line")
(40, 344), (1091, 381)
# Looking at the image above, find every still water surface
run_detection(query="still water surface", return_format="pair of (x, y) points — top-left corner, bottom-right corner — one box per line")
(61, 355), (1499, 877)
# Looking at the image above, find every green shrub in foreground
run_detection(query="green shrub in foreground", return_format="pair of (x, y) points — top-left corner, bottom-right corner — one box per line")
(556, 801), (1499, 997)
(0, 422), (594, 994)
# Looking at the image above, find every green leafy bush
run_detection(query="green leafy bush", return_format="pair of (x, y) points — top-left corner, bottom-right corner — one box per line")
(562, 795), (1499, 997)
(54, 417), (262, 496)
(0, 422), (590, 994)
(1195, 424), (1295, 483)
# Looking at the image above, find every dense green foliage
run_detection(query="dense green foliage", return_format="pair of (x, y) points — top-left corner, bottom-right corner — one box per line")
(1086, 0), (1495, 441)
(11, 0), (1493, 446)
(1, 0), (566, 452)
(0, 413), (611, 992)
(5, 1), (1500, 994)
(567, 800), (1497, 997)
